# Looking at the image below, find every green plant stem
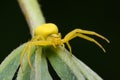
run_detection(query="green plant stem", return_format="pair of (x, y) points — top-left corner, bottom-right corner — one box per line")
(18, 0), (45, 36)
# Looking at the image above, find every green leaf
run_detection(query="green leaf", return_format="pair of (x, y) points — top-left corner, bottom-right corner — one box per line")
(16, 46), (35, 80)
(17, 47), (52, 80)
(0, 44), (25, 80)
(46, 46), (103, 80)
(30, 47), (52, 80)
(73, 56), (103, 80)
(46, 47), (85, 80)
(0, 43), (103, 80)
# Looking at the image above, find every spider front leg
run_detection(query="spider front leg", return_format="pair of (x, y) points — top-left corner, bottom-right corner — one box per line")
(31, 35), (45, 41)
(20, 42), (35, 72)
(26, 40), (54, 69)
(20, 36), (45, 71)
(27, 44), (35, 71)
(20, 39), (53, 71)
(62, 29), (109, 52)
(20, 42), (30, 71)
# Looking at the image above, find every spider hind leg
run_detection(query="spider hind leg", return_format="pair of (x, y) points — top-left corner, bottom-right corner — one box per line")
(75, 29), (110, 43)
(66, 42), (72, 54)
(76, 33), (106, 52)
(62, 29), (109, 52)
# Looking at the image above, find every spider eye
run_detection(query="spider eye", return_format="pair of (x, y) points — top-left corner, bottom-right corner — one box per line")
(34, 23), (59, 37)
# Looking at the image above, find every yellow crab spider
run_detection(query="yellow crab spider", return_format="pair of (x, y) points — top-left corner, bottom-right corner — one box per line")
(20, 23), (109, 71)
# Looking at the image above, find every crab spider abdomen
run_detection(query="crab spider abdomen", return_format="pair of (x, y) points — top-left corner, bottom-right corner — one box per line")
(34, 23), (58, 38)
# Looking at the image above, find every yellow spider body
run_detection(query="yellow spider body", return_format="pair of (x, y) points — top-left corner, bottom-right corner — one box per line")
(34, 23), (58, 38)
(20, 23), (109, 71)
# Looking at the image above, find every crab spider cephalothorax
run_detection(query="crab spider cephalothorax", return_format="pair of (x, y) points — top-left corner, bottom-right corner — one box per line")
(20, 23), (109, 70)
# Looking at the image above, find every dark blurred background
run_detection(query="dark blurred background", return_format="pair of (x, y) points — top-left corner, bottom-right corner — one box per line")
(0, 0), (119, 80)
